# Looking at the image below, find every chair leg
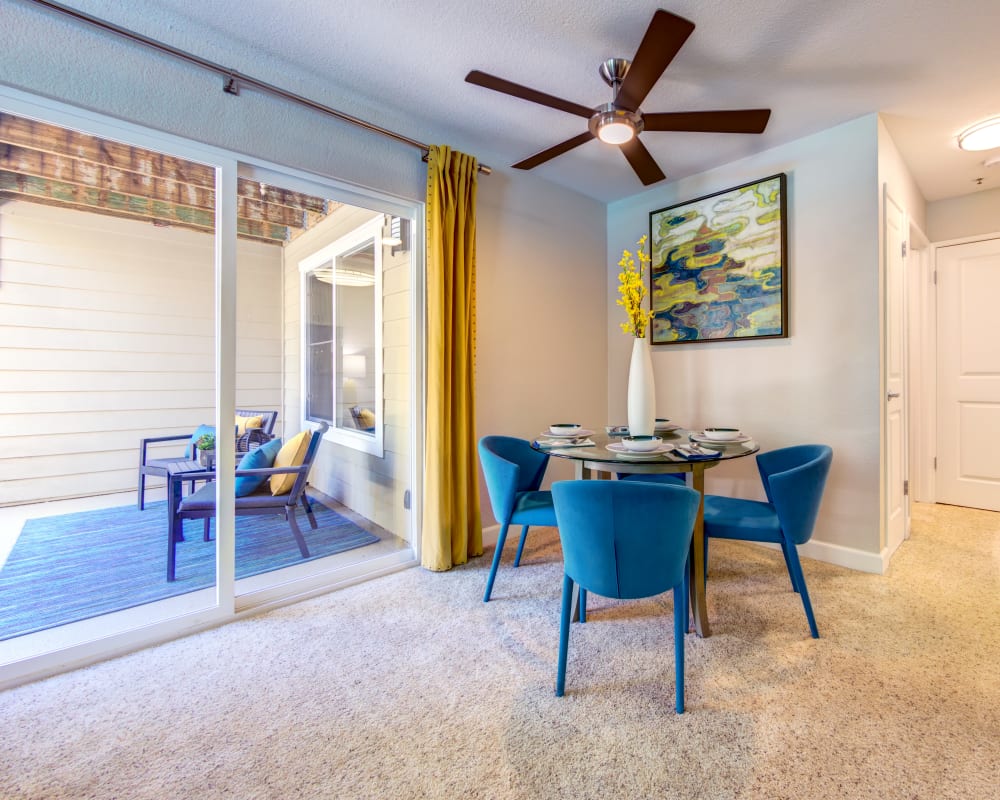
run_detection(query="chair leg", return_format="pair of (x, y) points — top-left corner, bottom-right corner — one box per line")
(783, 543), (819, 638)
(301, 494), (318, 529)
(286, 511), (312, 558)
(682, 550), (692, 633)
(579, 589), (587, 623)
(512, 524), (530, 567)
(483, 522), (511, 602)
(673, 584), (686, 713)
(780, 539), (800, 592)
(203, 518), (211, 541)
(556, 573), (574, 697)
(137, 473), (146, 511)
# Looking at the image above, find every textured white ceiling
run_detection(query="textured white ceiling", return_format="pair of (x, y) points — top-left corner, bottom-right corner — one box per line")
(54, 0), (1000, 204)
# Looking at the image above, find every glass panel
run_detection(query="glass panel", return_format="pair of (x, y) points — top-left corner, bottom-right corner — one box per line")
(336, 240), (377, 436)
(306, 270), (335, 423)
(0, 111), (219, 663)
(232, 164), (413, 601)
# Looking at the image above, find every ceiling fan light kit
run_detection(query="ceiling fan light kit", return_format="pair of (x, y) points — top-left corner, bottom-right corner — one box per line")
(590, 104), (643, 144)
(465, 9), (771, 186)
(958, 116), (1000, 152)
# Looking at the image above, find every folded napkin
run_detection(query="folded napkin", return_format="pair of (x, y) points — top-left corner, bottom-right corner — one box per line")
(675, 444), (722, 460)
(534, 438), (595, 449)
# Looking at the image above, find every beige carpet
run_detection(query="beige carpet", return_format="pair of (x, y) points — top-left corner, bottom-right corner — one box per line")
(1, 502), (997, 799)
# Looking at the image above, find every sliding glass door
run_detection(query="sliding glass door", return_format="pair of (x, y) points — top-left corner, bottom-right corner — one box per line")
(0, 100), (227, 675)
(0, 88), (421, 687)
(232, 164), (416, 608)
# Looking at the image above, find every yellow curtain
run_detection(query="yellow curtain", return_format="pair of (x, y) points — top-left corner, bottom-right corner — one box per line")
(421, 145), (483, 571)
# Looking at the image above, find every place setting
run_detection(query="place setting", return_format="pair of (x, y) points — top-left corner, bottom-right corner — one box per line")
(605, 434), (677, 460)
(681, 427), (753, 458)
(533, 423), (597, 449)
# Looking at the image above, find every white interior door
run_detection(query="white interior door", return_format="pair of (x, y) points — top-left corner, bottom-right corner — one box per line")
(884, 189), (908, 555)
(936, 236), (1000, 511)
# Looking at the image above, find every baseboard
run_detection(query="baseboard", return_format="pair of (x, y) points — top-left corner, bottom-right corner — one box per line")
(762, 538), (886, 575)
(481, 524), (886, 575)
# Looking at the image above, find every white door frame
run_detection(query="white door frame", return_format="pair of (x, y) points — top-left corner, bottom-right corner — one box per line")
(882, 185), (913, 559)
(930, 232), (1000, 510)
(907, 225), (935, 503)
(913, 231), (1000, 505)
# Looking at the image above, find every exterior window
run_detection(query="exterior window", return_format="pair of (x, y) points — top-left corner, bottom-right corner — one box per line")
(300, 216), (384, 456)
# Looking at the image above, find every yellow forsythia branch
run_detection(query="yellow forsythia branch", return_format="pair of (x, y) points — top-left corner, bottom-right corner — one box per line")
(616, 235), (654, 338)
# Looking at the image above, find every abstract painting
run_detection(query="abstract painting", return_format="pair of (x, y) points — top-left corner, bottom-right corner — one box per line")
(649, 173), (788, 344)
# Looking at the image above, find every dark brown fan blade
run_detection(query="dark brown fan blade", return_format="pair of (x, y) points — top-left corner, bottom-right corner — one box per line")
(512, 131), (595, 170)
(619, 137), (666, 185)
(643, 109), (771, 134)
(615, 10), (695, 112)
(465, 70), (593, 119)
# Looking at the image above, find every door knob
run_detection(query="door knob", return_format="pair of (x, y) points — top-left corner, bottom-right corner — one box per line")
(887, 391), (901, 399)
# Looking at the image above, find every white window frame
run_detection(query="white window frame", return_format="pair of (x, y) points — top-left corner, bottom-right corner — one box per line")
(298, 217), (385, 458)
(0, 85), (422, 691)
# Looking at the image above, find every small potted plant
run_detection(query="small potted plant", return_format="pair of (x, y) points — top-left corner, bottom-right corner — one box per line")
(195, 433), (216, 468)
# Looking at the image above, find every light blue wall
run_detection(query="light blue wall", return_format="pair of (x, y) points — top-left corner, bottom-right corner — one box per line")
(607, 116), (883, 564)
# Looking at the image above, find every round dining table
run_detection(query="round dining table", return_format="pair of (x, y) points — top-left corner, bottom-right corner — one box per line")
(532, 426), (759, 637)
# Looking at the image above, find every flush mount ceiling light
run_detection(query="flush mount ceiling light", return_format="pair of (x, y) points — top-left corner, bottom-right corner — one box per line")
(958, 117), (1000, 151)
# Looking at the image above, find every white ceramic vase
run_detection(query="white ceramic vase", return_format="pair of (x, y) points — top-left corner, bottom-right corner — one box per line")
(627, 336), (656, 436)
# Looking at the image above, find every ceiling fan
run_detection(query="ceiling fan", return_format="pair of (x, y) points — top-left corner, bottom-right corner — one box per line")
(465, 9), (771, 186)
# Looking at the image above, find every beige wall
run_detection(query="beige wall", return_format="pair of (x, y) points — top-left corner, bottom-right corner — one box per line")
(475, 172), (609, 499)
(608, 116), (883, 569)
(877, 116), (928, 234)
(926, 187), (1000, 242)
(0, 200), (282, 505)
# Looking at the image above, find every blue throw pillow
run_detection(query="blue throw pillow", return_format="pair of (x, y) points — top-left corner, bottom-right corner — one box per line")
(234, 436), (282, 497)
(186, 424), (216, 458)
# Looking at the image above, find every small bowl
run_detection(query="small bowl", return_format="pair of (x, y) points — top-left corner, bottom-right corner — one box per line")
(549, 423), (581, 435)
(621, 435), (662, 452)
(703, 427), (741, 442)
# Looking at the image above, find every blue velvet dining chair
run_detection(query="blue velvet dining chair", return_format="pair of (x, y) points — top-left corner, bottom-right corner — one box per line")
(703, 444), (833, 638)
(551, 479), (700, 712)
(478, 436), (558, 602)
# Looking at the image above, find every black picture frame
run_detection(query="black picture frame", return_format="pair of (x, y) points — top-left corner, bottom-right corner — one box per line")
(648, 173), (788, 344)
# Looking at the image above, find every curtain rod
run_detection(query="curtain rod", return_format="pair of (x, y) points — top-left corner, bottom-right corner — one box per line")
(29, 0), (492, 175)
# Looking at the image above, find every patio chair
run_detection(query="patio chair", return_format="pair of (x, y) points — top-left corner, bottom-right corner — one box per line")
(349, 405), (376, 432)
(138, 409), (278, 510)
(167, 423), (328, 581)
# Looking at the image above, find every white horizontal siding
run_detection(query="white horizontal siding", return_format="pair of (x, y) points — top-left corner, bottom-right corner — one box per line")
(279, 207), (412, 542)
(0, 201), (283, 505)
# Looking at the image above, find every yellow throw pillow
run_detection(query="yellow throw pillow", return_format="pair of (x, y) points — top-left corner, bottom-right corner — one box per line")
(236, 415), (264, 436)
(269, 430), (312, 496)
(358, 408), (376, 428)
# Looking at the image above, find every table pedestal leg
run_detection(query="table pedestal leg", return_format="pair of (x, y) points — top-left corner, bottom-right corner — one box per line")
(688, 467), (712, 637)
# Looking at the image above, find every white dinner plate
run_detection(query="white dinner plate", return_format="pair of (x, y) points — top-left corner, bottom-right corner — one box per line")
(606, 442), (675, 457)
(541, 428), (595, 438)
(655, 422), (681, 432)
(690, 431), (752, 445)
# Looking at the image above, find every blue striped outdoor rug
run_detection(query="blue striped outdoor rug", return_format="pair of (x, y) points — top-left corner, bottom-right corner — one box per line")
(0, 499), (379, 641)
